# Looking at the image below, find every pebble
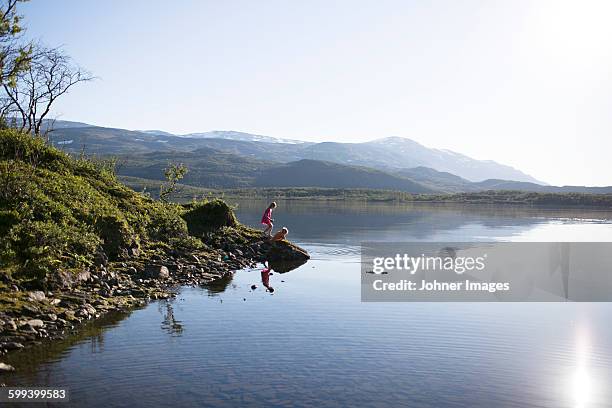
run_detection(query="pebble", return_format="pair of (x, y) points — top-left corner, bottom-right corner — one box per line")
(0, 362), (15, 372)
(61, 310), (76, 321)
(4, 320), (17, 331)
(2, 342), (24, 350)
(22, 304), (40, 315)
(26, 319), (44, 329)
(28, 291), (46, 302)
(83, 304), (97, 315)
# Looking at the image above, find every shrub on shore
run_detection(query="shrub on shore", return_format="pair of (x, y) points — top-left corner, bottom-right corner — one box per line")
(181, 199), (237, 236)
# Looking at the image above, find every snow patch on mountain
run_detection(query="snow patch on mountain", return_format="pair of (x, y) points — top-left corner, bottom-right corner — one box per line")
(180, 130), (309, 144)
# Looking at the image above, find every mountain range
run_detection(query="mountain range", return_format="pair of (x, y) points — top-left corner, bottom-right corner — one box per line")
(45, 120), (612, 194)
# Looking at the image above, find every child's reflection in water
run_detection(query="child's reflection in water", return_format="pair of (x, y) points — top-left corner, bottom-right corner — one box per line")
(261, 267), (274, 293)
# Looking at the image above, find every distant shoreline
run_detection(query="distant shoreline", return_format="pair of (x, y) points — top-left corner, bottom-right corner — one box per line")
(119, 177), (612, 209)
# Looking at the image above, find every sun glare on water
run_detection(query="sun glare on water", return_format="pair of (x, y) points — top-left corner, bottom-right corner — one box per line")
(572, 327), (594, 408)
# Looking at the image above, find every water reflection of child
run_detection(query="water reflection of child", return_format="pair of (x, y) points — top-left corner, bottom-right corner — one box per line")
(261, 267), (274, 293)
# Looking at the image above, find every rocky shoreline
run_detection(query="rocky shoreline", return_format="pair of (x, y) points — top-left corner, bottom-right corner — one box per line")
(0, 229), (309, 372)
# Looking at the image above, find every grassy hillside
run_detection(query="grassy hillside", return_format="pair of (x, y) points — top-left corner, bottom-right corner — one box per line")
(0, 130), (242, 289)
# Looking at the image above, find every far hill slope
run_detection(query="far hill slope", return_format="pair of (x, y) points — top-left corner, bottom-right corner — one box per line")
(394, 168), (612, 194)
(49, 126), (215, 154)
(394, 166), (472, 192)
(253, 159), (435, 193)
(473, 179), (612, 194)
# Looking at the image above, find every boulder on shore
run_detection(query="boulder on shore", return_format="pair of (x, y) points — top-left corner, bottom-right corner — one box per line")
(263, 240), (310, 273)
(182, 199), (237, 236)
(265, 241), (310, 263)
(144, 264), (170, 279)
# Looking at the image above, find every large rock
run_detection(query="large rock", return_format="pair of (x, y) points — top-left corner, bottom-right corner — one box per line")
(182, 199), (237, 236)
(264, 241), (310, 273)
(265, 241), (310, 263)
(51, 269), (92, 288)
(268, 258), (309, 273)
(144, 264), (170, 279)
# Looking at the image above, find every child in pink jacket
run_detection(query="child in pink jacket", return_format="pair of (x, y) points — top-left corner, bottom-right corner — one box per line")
(261, 202), (276, 237)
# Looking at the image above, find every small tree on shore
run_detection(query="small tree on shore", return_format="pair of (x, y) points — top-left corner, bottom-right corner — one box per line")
(159, 163), (188, 202)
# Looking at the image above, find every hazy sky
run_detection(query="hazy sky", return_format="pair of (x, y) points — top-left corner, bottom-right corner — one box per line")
(21, 1), (612, 185)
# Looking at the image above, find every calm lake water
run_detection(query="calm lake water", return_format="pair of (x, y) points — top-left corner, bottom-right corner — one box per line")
(3, 200), (612, 407)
